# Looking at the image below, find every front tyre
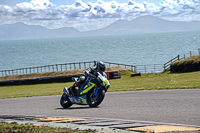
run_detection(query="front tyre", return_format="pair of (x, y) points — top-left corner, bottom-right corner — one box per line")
(60, 93), (72, 108)
(88, 89), (105, 108)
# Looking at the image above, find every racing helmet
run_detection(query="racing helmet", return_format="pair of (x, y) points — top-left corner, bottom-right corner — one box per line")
(97, 61), (106, 72)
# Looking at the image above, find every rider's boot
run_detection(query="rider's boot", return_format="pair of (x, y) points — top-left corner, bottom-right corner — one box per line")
(68, 83), (77, 95)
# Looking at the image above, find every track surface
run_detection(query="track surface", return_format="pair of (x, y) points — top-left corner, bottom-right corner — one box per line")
(0, 89), (200, 126)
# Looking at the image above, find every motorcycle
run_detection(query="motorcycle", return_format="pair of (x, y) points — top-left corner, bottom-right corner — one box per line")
(60, 72), (110, 108)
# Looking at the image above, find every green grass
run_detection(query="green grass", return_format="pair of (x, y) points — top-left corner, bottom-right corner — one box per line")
(0, 70), (200, 99)
(0, 82), (71, 99)
(0, 121), (94, 133)
(110, 70), (200, 91)
(172, 55), (200, 66)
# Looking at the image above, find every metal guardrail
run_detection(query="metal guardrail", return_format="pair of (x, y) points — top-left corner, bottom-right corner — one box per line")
(103, 61), (135, 71)
(0, 61), (137, 77)
(135, 64), (164, 74)
(0, 60), (164, 77)
(1, 48), (199, 77)
(0, 61), (96, 77)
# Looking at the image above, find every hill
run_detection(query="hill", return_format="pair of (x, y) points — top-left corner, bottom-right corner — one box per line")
(1, 15), (200, 40)
(84, 15), (200, 36)
(0, 23), (80, 40)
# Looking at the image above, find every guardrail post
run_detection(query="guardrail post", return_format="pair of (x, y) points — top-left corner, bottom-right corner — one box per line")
(65, 64), (67, 70)
(74, 63), (76, 69)
(56, 64), (58, 71)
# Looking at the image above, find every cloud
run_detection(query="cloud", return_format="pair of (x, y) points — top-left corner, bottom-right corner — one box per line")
(16, 0), (55, 10)
(0, 0), (200, 31)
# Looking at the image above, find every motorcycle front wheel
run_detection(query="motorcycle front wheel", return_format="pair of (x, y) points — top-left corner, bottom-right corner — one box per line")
(60, 93), (72, 108)
(87, 89), (105, 108)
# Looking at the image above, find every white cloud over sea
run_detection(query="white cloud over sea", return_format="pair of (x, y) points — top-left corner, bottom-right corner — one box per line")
(0, 0), (200, 31)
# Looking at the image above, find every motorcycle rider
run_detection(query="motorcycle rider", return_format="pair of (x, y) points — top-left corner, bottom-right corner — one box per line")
(68, 61), (106, 96)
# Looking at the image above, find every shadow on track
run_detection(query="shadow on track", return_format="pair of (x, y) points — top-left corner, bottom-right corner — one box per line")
(55, 106), (99, 110)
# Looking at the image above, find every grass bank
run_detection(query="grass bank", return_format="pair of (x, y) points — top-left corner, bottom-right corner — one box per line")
(0, 70), (200, 99)
(0, 121), (94, 133)
(170, 55), (200, 73)
(0, 66), (127, 81)
(173, 55), (200, 65)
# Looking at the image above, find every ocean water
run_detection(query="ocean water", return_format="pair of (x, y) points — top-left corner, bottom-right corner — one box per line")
(0, 31), (200, 71)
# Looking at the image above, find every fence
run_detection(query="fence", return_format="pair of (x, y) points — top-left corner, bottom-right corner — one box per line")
(164, 55), (180, 70)
(180, 48), (200, 60)
(104, 62), (164, 74)
(0, 60), (164, 76)
(135, 64), (164, 74)
(103, 61), (135, 71)
(0, 61), (137, 77)
(0, 61), (96, 77)
(164, 49), (200, 70)
(1, 48), (199, 77)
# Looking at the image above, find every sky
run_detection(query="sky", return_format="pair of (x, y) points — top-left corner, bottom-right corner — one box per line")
(0, 0), (200, 31)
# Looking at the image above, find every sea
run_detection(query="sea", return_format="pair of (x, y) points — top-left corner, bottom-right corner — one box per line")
(0, 31), (200, 71)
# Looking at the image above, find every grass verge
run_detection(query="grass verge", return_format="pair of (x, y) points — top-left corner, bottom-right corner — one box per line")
(0, 121), (94, 133)
(0, 70), (200, 99)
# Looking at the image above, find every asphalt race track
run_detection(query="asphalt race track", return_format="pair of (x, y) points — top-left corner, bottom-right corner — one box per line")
(0, 89), (200, 127)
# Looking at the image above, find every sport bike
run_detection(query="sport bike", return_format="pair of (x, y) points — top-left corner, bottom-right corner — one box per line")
(60, 72), (110, 108)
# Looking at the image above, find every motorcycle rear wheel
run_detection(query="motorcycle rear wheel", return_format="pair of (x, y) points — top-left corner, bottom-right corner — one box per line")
(87, 89), (105, 108)
(60, 93), (72, 108)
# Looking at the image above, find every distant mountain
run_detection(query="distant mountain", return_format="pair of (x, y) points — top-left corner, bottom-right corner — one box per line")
(0, 22), (81, 40)
(83, 15), (200, 36)
(0, 15), (200, 40)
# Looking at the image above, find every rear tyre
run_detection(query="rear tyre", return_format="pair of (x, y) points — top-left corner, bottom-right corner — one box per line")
(87, 89), (105, 108)
(60, 93), (72, 108)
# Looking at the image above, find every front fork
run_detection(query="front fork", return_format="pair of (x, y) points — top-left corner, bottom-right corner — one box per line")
(94, 85), (100, 96)
(94, 85), (107, 95)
